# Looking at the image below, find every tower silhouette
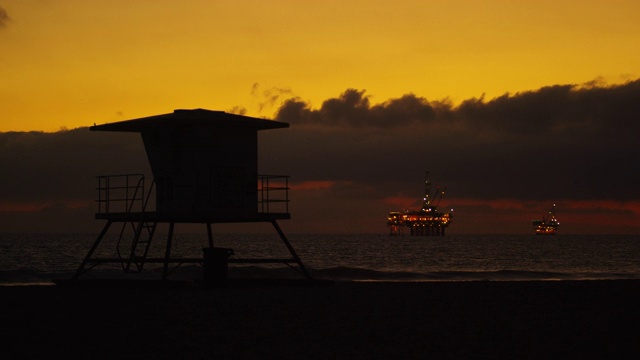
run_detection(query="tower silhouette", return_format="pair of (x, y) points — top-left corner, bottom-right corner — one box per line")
(74, 109), (310, 281)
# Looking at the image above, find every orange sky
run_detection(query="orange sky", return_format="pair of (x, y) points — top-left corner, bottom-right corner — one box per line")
(2, 0), (639, 132)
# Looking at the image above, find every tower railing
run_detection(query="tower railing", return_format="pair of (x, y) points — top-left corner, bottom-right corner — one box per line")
(96, 174), (146, 215)
(257, 175), (289, 214)
(96, 173), (289, 215)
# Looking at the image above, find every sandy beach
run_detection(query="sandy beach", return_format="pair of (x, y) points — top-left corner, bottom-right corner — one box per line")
(2, 279), (639, 359)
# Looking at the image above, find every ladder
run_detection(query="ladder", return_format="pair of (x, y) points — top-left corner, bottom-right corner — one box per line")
(116, 179), (157, 273)
(124, 219), (157, 273)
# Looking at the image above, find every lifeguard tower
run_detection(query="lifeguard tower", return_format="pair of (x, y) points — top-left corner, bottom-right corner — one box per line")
(74, 109), (310, 281)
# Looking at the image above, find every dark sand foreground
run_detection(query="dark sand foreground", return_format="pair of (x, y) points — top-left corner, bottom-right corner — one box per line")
(2, 280), (639, 359)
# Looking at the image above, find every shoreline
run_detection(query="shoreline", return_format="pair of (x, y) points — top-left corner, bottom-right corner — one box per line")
(2, 279), (639, 359)
(3, 276), (640, 288)
(3, 263), (639, 286)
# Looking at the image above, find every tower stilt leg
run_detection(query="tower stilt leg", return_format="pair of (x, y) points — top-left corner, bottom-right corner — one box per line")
(162, 222), (175, 280)
(271, 220), (312, 280)
(74, 221), (112, 279)
(206, 223), (214, 248)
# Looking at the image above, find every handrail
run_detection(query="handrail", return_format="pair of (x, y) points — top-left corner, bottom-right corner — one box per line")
(258, 175), (289, 214)
(96, 174), (145, 215)
(96, 173), (289, 215)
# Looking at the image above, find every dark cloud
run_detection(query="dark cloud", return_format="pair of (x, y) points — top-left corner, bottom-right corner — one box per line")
(0, 6), (9, 28)
(276, 89), (442, 128)
(458, 81), (640, 140)
(0, 128), (148, 203)
(276, 80), (640, 138)
(1, 79), (639, 233)
(0, 128), (149, 232)
(268, 79), (640, 201)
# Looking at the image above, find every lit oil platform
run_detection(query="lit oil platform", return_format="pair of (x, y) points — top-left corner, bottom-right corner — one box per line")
(387, 172), (452, 236)
(74, 109), (310, 281)
(533, 204), (559, 235)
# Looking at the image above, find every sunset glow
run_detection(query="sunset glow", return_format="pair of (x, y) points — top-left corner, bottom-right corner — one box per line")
(2, 1), (639, 132)
(1, 1), (639, 234)
(290, 181), (339, 191)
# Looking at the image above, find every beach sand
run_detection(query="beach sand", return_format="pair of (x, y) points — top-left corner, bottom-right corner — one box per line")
(2, 280), (639, 359)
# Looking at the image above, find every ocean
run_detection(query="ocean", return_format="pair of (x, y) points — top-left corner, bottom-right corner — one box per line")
(1, 233), (639, 285)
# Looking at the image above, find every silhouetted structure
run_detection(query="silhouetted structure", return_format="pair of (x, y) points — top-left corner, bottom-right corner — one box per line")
(387, 172), (452, 236)
(74, 109), (310, 280)
(533, 204), (559, 235)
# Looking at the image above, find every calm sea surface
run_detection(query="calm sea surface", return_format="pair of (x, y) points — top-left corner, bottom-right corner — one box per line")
(1, 233), (639, 285)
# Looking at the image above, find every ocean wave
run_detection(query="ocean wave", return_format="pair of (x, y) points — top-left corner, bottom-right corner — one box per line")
(2, 265), (639, 286)
(308, 267), (640, 282)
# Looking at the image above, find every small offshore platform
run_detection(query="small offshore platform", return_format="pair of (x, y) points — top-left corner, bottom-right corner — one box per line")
(387, 172), (452, 236)
(533, 204), (559, 235)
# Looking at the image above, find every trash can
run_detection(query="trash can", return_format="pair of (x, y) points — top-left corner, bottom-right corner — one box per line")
(202, 247), (234, 285)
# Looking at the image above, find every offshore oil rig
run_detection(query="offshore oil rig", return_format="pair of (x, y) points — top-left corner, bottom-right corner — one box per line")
(387, 172), (452, 236)
(533, 204), (559, 235)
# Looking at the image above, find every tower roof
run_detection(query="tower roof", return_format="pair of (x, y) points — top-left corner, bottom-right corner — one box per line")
(90, 108), (289, 132)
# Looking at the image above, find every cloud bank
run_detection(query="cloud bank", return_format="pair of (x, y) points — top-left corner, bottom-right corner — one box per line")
(1, 79), (639, 233)
(268, 79), (640, 201)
